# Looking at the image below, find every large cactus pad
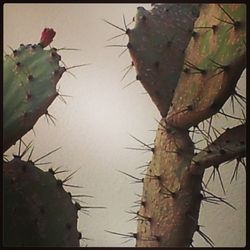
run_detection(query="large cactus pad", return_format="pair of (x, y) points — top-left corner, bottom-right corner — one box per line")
(3, 157), (80, 246)
(127, 4), (200, 117)
(166, 4), (246, 128)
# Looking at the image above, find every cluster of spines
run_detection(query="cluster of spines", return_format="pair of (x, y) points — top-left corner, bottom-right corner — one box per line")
(105, 4), (201, 117)
(3, 43), (66, 152)
(105, 4), (245, 247)
(104, 116), (245, 246)
(3, 140), (106, 247)
(3, 35), (86, 153)
(166, 4), (246, 129)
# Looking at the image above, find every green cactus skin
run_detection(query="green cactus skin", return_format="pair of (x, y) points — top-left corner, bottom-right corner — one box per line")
(3, 43), (65, 152)
(123, 3), (246, 247)
(127, 4), (200, 117)
(166, 4), (246, 129)
(3, 157), (80, 247)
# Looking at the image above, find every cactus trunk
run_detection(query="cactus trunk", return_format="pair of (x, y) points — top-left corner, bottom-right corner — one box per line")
(136, 120), (201, 247)
(123, 3), (246, 247)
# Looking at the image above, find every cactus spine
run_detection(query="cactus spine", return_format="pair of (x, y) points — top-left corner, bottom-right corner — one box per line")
(109, 3), (246, 247)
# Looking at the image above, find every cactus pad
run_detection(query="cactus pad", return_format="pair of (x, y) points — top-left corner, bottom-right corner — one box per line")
(127, 4), (200, 117)
(3, 157), (80, 246)
(3, 34), (65, 152)
(166, 4), (246, 128)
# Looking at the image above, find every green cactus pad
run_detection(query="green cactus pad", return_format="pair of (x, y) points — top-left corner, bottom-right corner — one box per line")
(127, 4), (200, 117)
(3, 157), (80, 246)
(166, 4), (246, 128)
(3, 44), (65, 152)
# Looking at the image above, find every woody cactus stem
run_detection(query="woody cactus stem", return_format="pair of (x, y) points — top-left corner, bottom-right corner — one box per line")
(136, 121), (198, 247)
(125, 4), (246, 247)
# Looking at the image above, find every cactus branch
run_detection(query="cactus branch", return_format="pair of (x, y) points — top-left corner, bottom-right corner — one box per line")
(191, 123), (245, 173)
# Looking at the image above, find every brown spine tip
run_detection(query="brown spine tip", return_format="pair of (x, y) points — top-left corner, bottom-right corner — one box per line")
(126, 28), (131, 35)
(187, 105), (193, 111)
(191, 31), (198, 38)
(167, 40), (172, 47)
(183, 68), (190, 74)
(75, 202), (81, 211)
(133, 233), (138, 239)
(127, 42), (133, 49)
(13, 50), (19, 56)
(52, 67), (66, 84)
(26, 93), (32, 101)
(136, 75), (141, 81)
(234, 21), (241, 30)
(15, 62), (22, 71)
(51, 51), (61, 61)
(28, 75), (34, 81)
(48, 168), (55, 175)
(78, 232), (82, 239)
(212, 25), (218, 32)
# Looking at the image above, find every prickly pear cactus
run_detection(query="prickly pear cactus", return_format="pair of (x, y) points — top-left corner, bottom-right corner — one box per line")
(3, 28), (65, 152)
(107, 3), (246, 247)
(3, 157), (80, 247)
